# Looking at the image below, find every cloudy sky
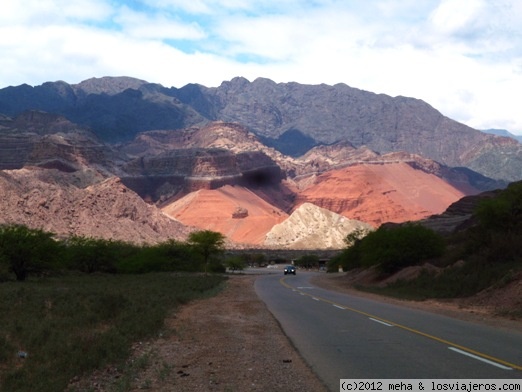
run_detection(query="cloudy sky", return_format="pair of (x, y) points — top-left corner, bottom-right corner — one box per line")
(1, 0), (521, 133)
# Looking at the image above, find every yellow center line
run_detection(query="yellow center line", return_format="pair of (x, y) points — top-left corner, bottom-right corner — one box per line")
(280, 277), (522, 371)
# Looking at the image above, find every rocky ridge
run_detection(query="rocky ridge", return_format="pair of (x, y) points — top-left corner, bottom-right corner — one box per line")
(1, 76), (521, 182)
(161, 185), (288, 245)
(0, 168), (191, 243)
(264, 203), (374, 249)
(0, 106), (508, 248)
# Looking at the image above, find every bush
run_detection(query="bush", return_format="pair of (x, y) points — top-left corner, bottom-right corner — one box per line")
(295, 254), (320, 269)
(64, 236), (131, 273)
(367, 259), (518, 300)
(470, 182), (522, 264)
(0, 273), (226, 392)
(225, 256), (246, 272)
(332, 223), (445, 274)
(0, 225), (62, 281)
(117, 240), (202, 274)
(188, 230), (226, 274)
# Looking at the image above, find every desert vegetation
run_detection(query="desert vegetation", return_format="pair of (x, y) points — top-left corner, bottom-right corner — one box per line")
(329, 182), (522, 314)
(0, 227), (228, 392)
(0, 226), (229, 282)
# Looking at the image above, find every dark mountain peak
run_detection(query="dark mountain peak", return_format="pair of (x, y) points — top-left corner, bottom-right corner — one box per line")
(218, 76), (251, 91)
(73, 76), (148, 96)
(252, 77), (277, 86)
(1, 75), (522, 182)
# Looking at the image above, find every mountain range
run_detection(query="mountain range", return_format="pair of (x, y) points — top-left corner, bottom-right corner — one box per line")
(0, 76), (519, 248)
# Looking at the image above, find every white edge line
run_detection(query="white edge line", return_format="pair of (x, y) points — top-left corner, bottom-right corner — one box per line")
(448, 347), (513, 370)
(333, 305), (345, 310)
(312, 297), (319, 301)
(369, 317), (393, 327)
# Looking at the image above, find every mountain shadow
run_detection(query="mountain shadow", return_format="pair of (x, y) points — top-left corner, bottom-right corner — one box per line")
(260, 129), (318, 157)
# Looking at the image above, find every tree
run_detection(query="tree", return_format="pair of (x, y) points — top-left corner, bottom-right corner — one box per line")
(225, 256), (246, 273)
(64, 236), (121, 273)
(295, 254), (320, 269)
(187, 230), (226, 273)
(0, 224), (61, 281)
(475, 182), (522, 232)
(330, 223), (445, 274)
(344, 228), (372, 247)
(358, 223), (445, 273)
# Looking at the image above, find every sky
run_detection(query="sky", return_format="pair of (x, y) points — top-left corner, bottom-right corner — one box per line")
(1, 0), (521, 134)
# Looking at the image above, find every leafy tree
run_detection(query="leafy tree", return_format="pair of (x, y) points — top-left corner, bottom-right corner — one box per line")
(295, 254), (320, 269)
(330, 223), (445, 274)
(151, 239), (201, 272)
(225, 256), (246, 273)
(241, 253), (267, 267)
(64, 236), (124, 273)
(471, 182), (522, 263)
(359, 223), (445, 273)
(0, 224), (61, 281)
(475, 182), (522, 232)
(327, 229), (371, 272)
(187, 230), (226, 273)
(344, 228), (372, 247)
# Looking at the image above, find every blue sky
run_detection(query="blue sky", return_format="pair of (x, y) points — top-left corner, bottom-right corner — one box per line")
(1, 0), (521, 133)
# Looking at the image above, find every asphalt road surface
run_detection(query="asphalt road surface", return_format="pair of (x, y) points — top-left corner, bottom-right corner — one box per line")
(255, 271), (522, 391)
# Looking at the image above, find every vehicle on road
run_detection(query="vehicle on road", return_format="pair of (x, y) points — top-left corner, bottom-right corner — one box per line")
(284, 265), (296, 275)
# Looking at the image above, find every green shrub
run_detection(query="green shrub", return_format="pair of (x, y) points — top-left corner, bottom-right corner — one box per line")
(0, 225), (62, 281)
(295, 254), (320, 269)
(225, 256), (246, 272)
(332, 223), (445, 274)
(0, 273), (226, 392)
(365, 259), (518, 300)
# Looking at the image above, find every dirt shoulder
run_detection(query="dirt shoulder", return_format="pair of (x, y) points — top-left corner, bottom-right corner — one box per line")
(70, 274), (328, 392)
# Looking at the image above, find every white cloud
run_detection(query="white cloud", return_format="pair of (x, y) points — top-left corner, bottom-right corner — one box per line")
(429, 0), (487, 36)
(114, 7), (206, 40)
(0, 0), (522, 133)
(0, 0), (112, 25)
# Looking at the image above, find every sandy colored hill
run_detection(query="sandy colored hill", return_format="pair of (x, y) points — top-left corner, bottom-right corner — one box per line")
(0, 168), (191, 244)
(161, 185), (288, 245)
(295, 162), (466, 226)
(265, 202), (374, 249)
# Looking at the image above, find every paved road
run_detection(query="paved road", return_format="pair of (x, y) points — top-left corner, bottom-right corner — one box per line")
(255, 271), (522, 391)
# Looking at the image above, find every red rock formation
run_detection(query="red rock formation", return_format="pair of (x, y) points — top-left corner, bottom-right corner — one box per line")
(161, 185), (288, 245)
(294, 162), (466, 226)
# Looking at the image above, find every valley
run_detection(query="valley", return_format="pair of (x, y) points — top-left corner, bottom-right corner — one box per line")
(0, 76), (518, 248)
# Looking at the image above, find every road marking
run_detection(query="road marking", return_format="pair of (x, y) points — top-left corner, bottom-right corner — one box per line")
(279, 276), (522, 371)
(449, 347), (513, 370)
(369, 317), (393, 327)
(312, 297), (320, 301)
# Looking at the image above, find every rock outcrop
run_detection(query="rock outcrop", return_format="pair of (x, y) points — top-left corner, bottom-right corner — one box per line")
(415, 190), (499, 234)
(161, 185), (288, 245)
(264, 202), (373, 249)
(0, 168), (191, 243)
(292, 162), (469, 227)
(1, 77), (521, 181)
(120, 148), (283, 202)
(118, 122), (286, 202)
(0, 111), (121, 174)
